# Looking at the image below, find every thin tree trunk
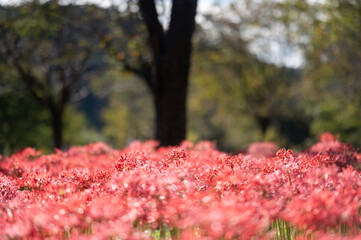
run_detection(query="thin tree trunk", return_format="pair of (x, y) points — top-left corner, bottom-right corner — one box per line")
(50, 106), (63, 149)
(256, 116), (270, 139)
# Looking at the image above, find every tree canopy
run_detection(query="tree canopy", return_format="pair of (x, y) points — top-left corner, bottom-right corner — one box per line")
(1, 0), (360, 154)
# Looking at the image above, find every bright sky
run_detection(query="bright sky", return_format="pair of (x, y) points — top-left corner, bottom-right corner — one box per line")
(0, 0), (303, 68)
(0, 0), (219, 10)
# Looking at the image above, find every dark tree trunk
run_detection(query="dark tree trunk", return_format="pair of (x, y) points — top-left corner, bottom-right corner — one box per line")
(256, 116), (270, 138)
(153, 70), (187, 145)
(50, 106), (64, 149)
(139, 0), (197, 146)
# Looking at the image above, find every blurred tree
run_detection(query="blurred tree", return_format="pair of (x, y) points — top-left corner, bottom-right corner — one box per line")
(304, 0), (361, 145)
(90, 60), (154, 148)
(115, 0), (198, 146)
(274, 0), (361, 146)
(0, 63), (103, 154)
(102, 77), (154, 147)
(189, 39), (310, 150)
(189, 1), (311, 148)
(0, 68), (52, 154)
(0, 1), (110, 148)
(188, 50), (261, 151)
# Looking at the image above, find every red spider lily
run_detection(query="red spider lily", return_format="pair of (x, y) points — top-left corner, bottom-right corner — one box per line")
(0, 135), (360, 239)
(248, 141), (279, 158)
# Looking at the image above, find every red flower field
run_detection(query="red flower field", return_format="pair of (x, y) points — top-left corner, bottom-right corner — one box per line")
(0, 133), (360, 239)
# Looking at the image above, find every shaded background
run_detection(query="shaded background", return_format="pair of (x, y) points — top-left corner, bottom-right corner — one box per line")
(1, 0), (360, 155)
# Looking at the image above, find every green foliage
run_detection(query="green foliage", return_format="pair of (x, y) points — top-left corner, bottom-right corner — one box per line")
(0, 89), (103, 155)
(189, 51), (263, 151)
(189, 26), (310, 150)
(0, 91), (52, 155)
(290, 0), (361, 147)
(0, 56), (103, 154)
(272, 219), (295, 240)
(63, 106), (105, 147)
(216, 0), (361, 149)
(1, 0), (360, 152)
(0, 0), (113, 149)
(100, 69), (154, 148)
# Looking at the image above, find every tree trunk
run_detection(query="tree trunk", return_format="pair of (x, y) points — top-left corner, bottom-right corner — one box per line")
(139, 0), (197, 146)
(153, 65), (187, 146)
(50, 106), (63, 149)
(256, 116), (270, 138)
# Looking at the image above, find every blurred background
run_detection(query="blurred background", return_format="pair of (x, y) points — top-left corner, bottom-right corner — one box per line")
(1, 0), (360, 155)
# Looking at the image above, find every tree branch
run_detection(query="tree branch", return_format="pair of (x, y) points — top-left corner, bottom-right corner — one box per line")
(122, 58), (153, 92)
(138, 0), (165, 58)
(11, 60), (47, 104)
